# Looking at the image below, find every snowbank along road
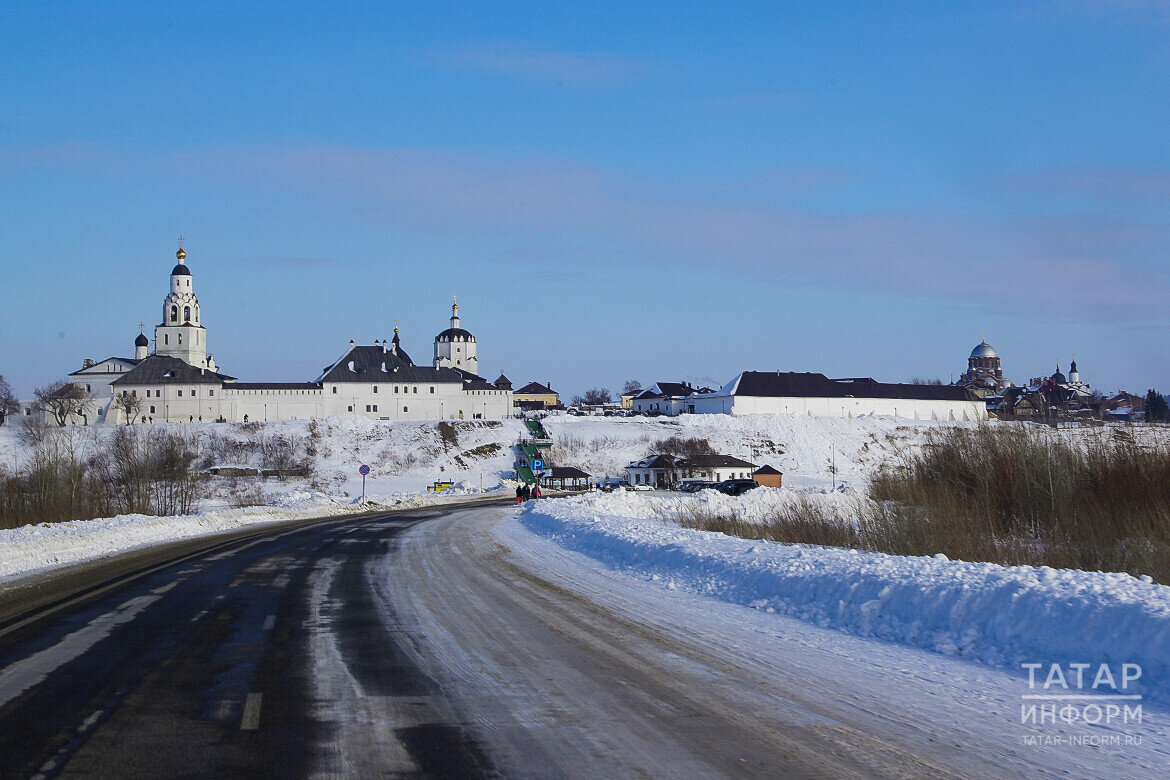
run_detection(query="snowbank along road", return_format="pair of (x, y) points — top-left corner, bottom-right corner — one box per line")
(0, 502), (1166, 777)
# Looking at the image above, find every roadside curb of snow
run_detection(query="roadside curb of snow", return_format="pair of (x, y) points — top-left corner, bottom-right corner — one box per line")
(0, 488), (510, 585)
(518, 492), (1170, 703)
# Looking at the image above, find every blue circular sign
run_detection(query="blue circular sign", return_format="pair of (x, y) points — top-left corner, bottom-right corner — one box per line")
(359, 464), (370, 475)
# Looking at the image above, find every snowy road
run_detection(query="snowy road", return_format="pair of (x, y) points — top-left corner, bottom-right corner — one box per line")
(393, 506), (1170, 778)
(0, 501), (1165, 777)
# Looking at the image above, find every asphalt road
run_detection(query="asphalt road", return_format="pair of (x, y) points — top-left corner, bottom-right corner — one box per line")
(3, 502), (1161, 778)
(0, 505), (500, 778)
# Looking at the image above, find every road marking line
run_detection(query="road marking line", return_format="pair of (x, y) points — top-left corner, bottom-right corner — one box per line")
(263, 615), (276, 630)
(191, 610), (207, 622)
(79, 709), (103, 732)
(0, 594), (164, 709)
(240, 692), (263, 731)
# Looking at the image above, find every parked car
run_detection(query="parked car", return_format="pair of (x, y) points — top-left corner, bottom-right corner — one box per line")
(597, 480), (631, 492)
(629, 483), (653, 491)
(714, 479), (759, 497)
(679, 480), (718, 493)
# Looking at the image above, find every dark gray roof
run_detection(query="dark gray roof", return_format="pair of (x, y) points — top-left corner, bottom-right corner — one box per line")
(627, 455), (682, 470)
(453, 367), (497, 391)
(753, 464), (783, 475)
(111, 355), (235, 386)
(516, 381), (555, 395)
(685, 454), (756, 470)
(135, 333), (149, 347)
(320, 345), (463, 384)
(653, 382), (694, 397)
(69, 356), (141, 376)
(436, 327), (475, 342)
(171, 264), (192, 276)
(230, 382), (320, 390)
(733, 372), (976, 402)
(495, 373), (513, 390)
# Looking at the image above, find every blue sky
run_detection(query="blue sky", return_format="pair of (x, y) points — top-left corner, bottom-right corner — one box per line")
(1, 1), (1167, 397)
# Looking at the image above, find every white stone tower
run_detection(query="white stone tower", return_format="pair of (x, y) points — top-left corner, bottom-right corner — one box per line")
(154, 239), (216, 370)
(433, 296), (477, 372)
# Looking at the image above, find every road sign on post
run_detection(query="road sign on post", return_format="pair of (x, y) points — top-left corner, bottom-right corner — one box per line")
(532, 458), (544, 471)
(359, 464), (370, 502)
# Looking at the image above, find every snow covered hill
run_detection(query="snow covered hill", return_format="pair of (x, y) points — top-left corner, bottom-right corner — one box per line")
(0, 411), (969, 509)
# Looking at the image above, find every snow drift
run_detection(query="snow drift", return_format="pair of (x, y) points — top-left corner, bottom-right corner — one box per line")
(519, 490), (1170, 702)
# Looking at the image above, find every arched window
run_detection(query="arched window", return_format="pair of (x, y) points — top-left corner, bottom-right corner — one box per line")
(184, 306), (191, 321)
(178, 334), (183, 345)
(170, 305), (178, 322)
(164, 334), (169, 345)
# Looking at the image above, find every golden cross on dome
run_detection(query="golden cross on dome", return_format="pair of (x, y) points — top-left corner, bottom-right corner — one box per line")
(139, 322), (145, 332)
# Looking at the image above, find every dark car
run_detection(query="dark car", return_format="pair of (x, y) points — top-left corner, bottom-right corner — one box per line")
(714, 479), (759, 497)
(679, 480), (718, 493)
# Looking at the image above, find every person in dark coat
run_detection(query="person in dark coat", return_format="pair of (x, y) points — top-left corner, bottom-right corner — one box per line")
(515, 485), (523, 505)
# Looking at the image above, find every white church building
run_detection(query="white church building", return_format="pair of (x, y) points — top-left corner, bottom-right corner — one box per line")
(69, 245), (513, 424)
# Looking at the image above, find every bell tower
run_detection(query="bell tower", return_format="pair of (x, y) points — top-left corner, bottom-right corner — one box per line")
(154, 238), (216, 370)
(433, 296), (478, 372)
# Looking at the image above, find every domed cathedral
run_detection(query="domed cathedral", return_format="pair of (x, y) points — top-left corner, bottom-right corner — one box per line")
(956, 336), (1006, 397)
(433, 296), (477, 372)
(154, 239), (217, 371)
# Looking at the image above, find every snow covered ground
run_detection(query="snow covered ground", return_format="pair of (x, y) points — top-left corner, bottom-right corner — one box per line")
(516, 489), (1170, 707)
(0, 488), (513, 585)
(489, 506), (1170, 776)
(0, 411), (956, 506)
(0, 412), (961, 583)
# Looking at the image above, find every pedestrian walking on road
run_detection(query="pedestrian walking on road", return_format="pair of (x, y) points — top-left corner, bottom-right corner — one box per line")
(515, 485), (523, 505)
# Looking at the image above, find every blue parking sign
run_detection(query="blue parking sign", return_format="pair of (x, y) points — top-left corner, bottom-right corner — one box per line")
(532, 459), (544, 470)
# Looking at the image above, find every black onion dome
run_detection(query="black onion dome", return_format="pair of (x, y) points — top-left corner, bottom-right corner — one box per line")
(171, 264), (192, 276)
(437, 327), (475, 342)
(135, 333), (149, 347)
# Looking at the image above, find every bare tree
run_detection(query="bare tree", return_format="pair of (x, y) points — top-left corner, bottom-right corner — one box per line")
(34, 381), (94, 426)
(622, 379), (642, 396)
(113, 392), (143, 425)
(583, 387), (612, 405)
(0, 375), (19, 426)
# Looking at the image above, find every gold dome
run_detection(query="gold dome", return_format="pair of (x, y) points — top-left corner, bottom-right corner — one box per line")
(176, 247), (186, 260)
